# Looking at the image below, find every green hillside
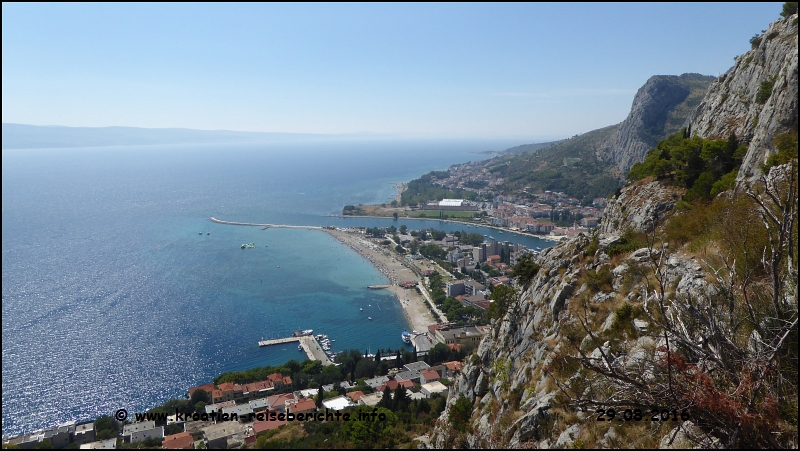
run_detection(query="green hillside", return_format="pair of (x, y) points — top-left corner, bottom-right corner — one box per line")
(488, 124), (621, 201)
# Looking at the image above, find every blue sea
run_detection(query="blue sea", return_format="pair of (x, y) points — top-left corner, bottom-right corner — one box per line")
(1, 138), (552, 436)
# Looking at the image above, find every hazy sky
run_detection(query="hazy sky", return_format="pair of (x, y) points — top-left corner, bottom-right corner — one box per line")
(2, 3), (782, 140)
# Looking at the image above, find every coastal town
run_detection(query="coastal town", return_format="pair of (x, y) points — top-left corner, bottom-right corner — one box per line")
(4, 221), (540, 450)
(4, 157), (611, 449)
(5, 138), (607, 451)
(344, 160), (608, 240)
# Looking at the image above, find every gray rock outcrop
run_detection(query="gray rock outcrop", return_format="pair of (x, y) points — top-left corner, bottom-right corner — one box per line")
(598, 74), (715, 175)
(687, 14), (798, 181)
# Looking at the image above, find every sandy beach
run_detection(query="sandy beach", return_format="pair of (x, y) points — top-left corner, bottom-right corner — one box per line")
(323, 228), (436, 334)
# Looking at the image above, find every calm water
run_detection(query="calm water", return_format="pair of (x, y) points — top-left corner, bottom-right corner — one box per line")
(1, 138), (551, 436)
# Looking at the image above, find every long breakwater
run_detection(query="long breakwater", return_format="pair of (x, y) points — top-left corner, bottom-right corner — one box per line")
(209, 217), (323, 229)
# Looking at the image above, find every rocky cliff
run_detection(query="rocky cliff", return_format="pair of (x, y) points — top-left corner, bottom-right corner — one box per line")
(597, 74), (715, 176)
(430, 14), (798, 450)
(687, 13), (798, 181)
(430, 180), (693, 448)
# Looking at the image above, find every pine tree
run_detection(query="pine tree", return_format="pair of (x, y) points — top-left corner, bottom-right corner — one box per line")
(375, 350), (381, 363)
(316, 386), (324, 408)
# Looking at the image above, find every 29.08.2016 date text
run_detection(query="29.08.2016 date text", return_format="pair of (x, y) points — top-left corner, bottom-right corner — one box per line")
(595, 408), (690, 422)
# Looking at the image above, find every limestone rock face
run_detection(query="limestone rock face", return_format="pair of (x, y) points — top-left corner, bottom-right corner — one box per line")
(598, 73), (715, 175)
(687, 14), (798, 181)
(430, 179), (703, 448)
(599, 180), (684, 234)
(430, 13), (796, 450)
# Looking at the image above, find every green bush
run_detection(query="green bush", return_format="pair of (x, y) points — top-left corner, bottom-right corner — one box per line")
(710, 169), (738, 197)
(615, 303), (633, 321)
(762, 132), (798, 172)
(781, 2), (798, 17)
(587, 265), (614, 293)
(756, 78), (775, 104)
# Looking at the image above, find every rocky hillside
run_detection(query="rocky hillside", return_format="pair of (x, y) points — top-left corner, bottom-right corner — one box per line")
(431, 11), (798, 450)
(488, 74), (713, 201)
(597, 74), (715, 175)
(687, 13), (798, 180)
(431, 180), (693, 449)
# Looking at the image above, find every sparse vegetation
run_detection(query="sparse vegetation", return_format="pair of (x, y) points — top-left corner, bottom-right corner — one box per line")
(756, 77), (776, 104)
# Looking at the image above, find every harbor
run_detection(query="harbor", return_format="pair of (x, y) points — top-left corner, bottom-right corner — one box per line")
(258, 335), (333, 366)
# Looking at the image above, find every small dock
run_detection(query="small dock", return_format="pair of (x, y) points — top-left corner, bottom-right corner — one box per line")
(258, 337), (299, 346)
(258, 336), (333, 366)
(367, 284), (390, 289)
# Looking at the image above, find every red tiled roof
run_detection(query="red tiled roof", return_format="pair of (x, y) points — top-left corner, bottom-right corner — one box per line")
(447, 344), (462, 352)
(253, 417), (288, 434)
(398, 380), (415, 389)
(291, 398), (317, 414)
(376, 380), (398, 392)
(267, 373), (284, 383)
(218, 382), (235, 392)
(346, 391), (364, 402)
(163, 431), (194, 449)
(267, 393), (295, 409)
(444, 361), (463, 372)
(420, 369), (440, 381)
(283, 376), (292, 386)
(243, 380), (274, 394)
(188, 383), (215, 397)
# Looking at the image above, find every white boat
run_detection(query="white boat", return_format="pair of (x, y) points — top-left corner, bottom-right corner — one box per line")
(360, 308), (363, 311)
(402, 331), (411, 344)
(298, 344), (303, 352)
(368, 317), (372, 320)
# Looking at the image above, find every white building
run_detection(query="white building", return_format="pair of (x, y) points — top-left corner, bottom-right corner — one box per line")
(420, 381), (449, 398)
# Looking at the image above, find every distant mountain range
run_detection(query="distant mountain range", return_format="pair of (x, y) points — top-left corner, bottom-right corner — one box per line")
(1, 123), (339, 150)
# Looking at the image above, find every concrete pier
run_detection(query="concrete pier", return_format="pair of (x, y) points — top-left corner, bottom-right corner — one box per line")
(258, 336), (333, 366)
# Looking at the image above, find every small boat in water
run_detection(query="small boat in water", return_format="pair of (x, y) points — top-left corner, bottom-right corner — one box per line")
(292, 329), (314, 337)
(368, 317), (372, 320)
(402, 331), (411, 344)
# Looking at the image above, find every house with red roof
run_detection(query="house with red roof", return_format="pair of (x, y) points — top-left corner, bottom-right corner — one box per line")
(419, 369), (441, 385)
(290, 398), (317, 415)
(253, 416), (288, 435)
(162, 431), (194, 449)
(376, 379), (414, 392)
(443, 361), (463, 378)
(346, 391), (365, 403)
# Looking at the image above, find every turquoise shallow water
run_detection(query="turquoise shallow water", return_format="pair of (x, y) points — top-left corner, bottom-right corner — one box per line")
(1, 138), (551, 436)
